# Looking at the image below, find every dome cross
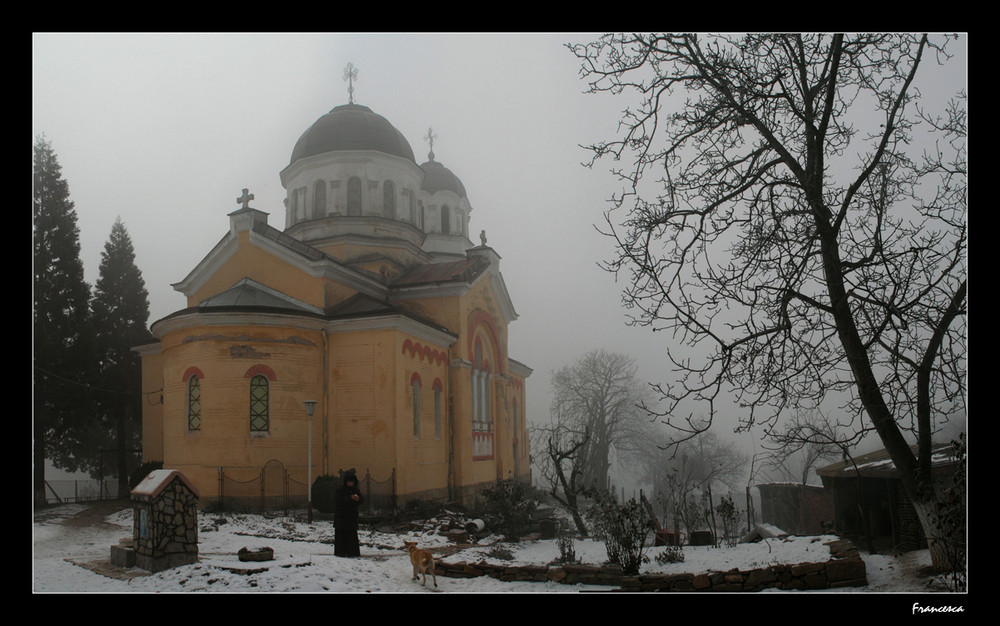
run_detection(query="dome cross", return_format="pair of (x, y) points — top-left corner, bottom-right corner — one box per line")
(343, 63), (359, 104)
(424, 126), (438, 161)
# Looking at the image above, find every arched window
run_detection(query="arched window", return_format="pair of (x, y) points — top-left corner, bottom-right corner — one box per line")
(411, 374), (421, 438)
(314, 180), (326, 218)
(441, 205), (451, 234)
(433, 380), (443, 440)
(348, 177), (362, 216)
(407, 192), (415, 224)
(187, 375), (201, 431)
(249, 375), (269, 433)
(383, 180), (395, 219)
(471, 338), (491, 431)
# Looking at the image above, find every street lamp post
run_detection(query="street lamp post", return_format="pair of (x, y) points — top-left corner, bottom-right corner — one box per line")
(302, 400), (318, 523)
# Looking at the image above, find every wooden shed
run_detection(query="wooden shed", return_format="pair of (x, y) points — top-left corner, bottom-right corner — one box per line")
(757, 483), (834, 536)
(130, 469), (200, 572)
(816, 443), (959, 553)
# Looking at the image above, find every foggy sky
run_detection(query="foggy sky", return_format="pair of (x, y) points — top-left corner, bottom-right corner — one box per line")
(33, 33), (968, 484)
(32, 33), (651, 430)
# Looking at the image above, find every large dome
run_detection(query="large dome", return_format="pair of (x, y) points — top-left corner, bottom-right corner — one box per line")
(289, 104), (416, 165)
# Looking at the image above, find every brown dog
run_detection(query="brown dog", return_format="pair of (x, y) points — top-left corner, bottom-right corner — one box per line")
(404, 540), (437, 587)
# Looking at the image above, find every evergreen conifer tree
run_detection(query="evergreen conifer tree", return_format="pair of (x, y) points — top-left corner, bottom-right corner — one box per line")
(91, 218), (151, 497)
(33, 134), (95, 506)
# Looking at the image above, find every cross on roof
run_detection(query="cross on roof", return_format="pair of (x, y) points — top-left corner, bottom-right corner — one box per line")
(237, 188), (255, 210)
(344, 63), (359, 104)
(424, 126), (438, 161)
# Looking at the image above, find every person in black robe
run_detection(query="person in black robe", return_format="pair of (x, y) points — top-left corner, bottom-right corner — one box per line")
(334, 469), (364, 557)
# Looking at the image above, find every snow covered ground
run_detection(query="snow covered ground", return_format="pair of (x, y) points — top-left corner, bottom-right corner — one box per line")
(32, 500), (956, 595)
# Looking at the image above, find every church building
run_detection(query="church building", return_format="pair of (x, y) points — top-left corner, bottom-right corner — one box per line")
(135, 85), (532, 509)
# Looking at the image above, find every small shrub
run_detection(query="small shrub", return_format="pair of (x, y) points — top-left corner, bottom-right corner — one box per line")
(584, 489), (655, 575)
(478, 478), (541, 541)
(934, 433), (967, 592)
(311, 475), (340, 514)
(715, 493), (742, 547)
(654, 545), (685, 565)
(555, 531), (578, 564)
(485, 544), (515, 561)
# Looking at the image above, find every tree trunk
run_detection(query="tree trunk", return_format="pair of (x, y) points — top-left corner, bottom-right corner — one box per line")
(568, 497), (588, 538)
(116, 410), (129, 499)
(910, 487), (965, 574)
(34, 426), (47, 508)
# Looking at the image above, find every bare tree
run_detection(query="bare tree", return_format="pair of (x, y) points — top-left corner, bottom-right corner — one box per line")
(570, 34), (966, 571)
(549, 350), (657, 493)
(649, 430), (748, 535)
(760, 409), (847, 485)
(531, 423), (591, 535)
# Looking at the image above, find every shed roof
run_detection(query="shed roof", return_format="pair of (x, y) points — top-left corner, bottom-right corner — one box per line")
(815, 443), (959, 481)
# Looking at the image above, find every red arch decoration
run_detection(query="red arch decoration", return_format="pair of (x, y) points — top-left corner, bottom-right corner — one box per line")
(468, 311), (504, 373)
(182, 366), (205, 382)
(401, 338), (448, 366)
(244, 364), (277, 381)
(410, 372), (422, 387)
(432, 378), (443, 392)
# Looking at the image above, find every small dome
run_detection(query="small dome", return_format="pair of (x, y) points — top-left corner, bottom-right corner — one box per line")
(289, 104), (415, 165)
(420, 158), (467, 198)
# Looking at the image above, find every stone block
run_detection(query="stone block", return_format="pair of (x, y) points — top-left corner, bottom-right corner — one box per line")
(826, 557), (866, 583)
(110, 544), (136, 568)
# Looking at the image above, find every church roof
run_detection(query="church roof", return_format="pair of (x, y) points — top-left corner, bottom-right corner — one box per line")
(390, 257), (486, 287)
(420, 158), (468, 198)
(289, 103), (416, 165)
(327, 293), (456, 338)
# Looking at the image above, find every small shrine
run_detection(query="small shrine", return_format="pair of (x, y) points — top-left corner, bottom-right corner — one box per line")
(129, 469), (200, 572)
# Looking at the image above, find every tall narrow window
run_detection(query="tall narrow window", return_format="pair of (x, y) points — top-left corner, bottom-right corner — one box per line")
(187, 375), (201, 431)
(249, 375), (269, 433)
(314, 180), (326, 218)
(433, 380), (443, 439)
(412, 375), (421, 438)
(348, 177), (362, 215)
(441, 205), (451, 234)
(383, 180), (395, 219)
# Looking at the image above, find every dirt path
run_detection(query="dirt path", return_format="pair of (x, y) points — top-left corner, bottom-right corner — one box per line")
(57, 499), (131, 528)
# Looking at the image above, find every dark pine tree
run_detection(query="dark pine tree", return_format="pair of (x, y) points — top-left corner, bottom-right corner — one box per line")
(33, 134), (96, 506)
(91, 218), (152, 497)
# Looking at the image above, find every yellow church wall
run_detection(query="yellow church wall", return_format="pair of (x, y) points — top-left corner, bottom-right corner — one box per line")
(155, 320), (326, 502)
(395, 334), (451, 502)
(186, 231), (327, 312)
(326, 329), (397, 483)
(137, 348), (164, 464)
(324, 327), (454, 504)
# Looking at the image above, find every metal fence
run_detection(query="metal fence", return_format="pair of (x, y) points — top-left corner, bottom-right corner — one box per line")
(43, 478), (123, 504)
(632, 485), (762, 546)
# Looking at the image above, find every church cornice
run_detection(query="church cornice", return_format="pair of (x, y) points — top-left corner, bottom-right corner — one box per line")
(150, 300), (456, 349)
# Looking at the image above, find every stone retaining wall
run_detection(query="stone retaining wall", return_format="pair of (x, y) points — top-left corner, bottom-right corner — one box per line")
(436, 538), (867, 591)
